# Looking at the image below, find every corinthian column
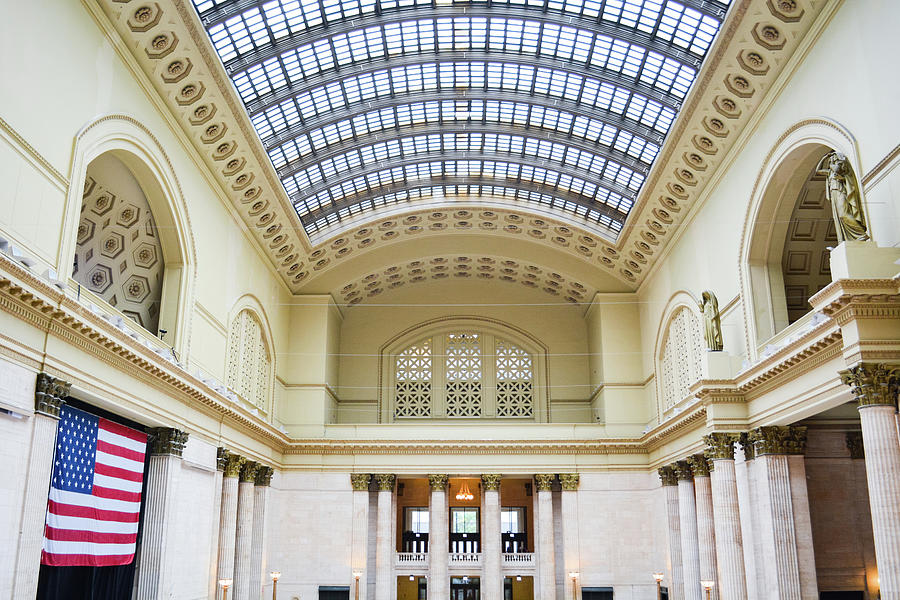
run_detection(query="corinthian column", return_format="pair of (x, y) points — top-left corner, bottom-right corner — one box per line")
(135, 427), (190, 600)
(534, 474), (557, 600)
(233, 461), (259, 600)
(249, 466), (274, 599)
(841, 363), (900, 600)
(12, 373), (70, 600)
(208, 448), (227, 600)
(217, 453), (245, 599)
(689, 454), (718, 600)
(559, 474), (581, 600)
(428, 475), (450, 600)
(481, 475), (503, 600)
(658, 466), (684, 600)
(351, 474), (372, 600)
(749, 426), (813, 600)
(676, 461), (702, 600)
(735, 435), (759, 600)
(375, 474), (396, 600)
(704, 433), (747, 600)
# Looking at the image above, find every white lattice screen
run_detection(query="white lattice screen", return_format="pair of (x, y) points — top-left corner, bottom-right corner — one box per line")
(660, 307), (704, 409)
(226, 309), (272, 411)
(391, 331), (534, 419)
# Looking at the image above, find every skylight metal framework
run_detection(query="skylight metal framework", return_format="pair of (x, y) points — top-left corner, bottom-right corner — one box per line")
(193, 0), (730, 239)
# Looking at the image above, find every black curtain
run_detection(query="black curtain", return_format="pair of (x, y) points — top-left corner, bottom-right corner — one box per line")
(36, 398), (151, 600)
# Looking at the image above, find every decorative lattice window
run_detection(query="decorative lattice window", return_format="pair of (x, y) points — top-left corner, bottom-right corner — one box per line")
(395, 338), (433, 417)
(659, 307), (704, 409)
(391, 330), (535, 420)
(227, 309), (272, 411)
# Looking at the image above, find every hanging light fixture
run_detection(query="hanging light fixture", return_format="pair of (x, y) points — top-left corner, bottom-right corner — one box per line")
(455, 480), (474, 501)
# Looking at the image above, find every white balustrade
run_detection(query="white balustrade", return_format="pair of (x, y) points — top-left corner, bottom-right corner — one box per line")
(502, 553), (535, 567)
(449, 552), (483, 566)
(395, 552), (428, 568)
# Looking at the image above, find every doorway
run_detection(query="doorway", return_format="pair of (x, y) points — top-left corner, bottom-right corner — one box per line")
(451, 576), (480, 600)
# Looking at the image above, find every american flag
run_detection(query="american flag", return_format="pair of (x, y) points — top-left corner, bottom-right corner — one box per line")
(41, 405), (148, 567)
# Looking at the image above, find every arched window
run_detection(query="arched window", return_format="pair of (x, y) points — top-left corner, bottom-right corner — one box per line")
(659, 307), (704, 410)
(226, 309), (272, 411)
(392, 331), (535, 420)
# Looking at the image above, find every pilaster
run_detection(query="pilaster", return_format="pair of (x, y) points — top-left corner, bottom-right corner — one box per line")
(658, 466), (684, 600)
(351, 474), (372, 600)
(233, 461), (259, 600)
(428, 475), (450, 600)
(209, 448), (227, 600)
(534, 474), (556, 600)
(249, 466), (273, 600)
(376, 474), (396, 600)
(482, 474), (503, 600)
(559, 474), (581, 600)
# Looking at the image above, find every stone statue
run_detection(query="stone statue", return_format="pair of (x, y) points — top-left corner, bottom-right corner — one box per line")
(699, 290), (723, 351)
(814, 151), (869, 242)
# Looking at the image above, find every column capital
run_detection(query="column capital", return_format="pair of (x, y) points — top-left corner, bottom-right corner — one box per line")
(704, 432), (739, 460)
(534, 474), (555, 491)
(558, 473), (580, 491)
(240, 461), (259, 483)
(658, 465), (678, 486)
(840, 362), (900, 408)
(216, 447), (228, 471)
(749, 425), (807, 456)
(688, 453), (712, 477)
(481, 474), (502, 491)
(255, 465), (274, 486)
(224, 453), (246, 478)
(34, 372), (71, 418)
(739, 432), (755, 461)
(845, 431), (865, 459)
(377, 474), (398, 491)
(148, 427), (189, 457)
(675, 460), (694, 481)
(351, 473), (372, 491)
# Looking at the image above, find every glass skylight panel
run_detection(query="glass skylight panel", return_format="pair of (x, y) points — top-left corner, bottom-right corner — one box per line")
(193, 0), (729, 238)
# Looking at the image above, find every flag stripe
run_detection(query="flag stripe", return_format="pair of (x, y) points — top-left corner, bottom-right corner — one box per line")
(99, 418), (146, 443)
(92, 485), (142, 503)
(47, 500), (140, 523)
(41, 551), (137, 567)
(97, 427), (146, 454)
(96, 439), (144, 464)
(43, 526), (137, 544)
(43, 539), (140, 556)
(96, 449), (144, 473)
(50, 487), (141, 513)
(94, 472), (143, 493)
(94, 462), (143, 483)
(46, 513), (139, 534)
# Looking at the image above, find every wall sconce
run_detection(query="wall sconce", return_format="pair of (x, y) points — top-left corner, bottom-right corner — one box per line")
(218, 578), (233, 600)
(653, 572), (664, 600)
(569, 572), (579, 600)
(701, 580), (715, 600)
(353, 571), (363, 600)
(270, 572), (281, 599)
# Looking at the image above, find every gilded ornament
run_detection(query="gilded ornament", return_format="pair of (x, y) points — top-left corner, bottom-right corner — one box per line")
(255, 465), (274, 486)
(558, 473), (580, 491)
(815, 152), (869, 242)
(534, 474), (555, 491)
(674, 460), (694, 481)
(350, 473), (372, 491)
(699, 290), (724, 351)
(688, 454), (711, 477)
(216, 447), (228, 471)
(739, 432), (755, 461)
(658, 465), (678, 487)
(240, 460), (260, 483)
(748, 426), (807, 456)
(427, 474), (448, 491)
(839, 363), (899, 407)
(845, 432), (865, 460)
(224, 453), (246, 478)
(481, 474), (502, 491)
(148, 427), (189, 457)
(34, 372), (71, 419)
(703, 432), (739, 460)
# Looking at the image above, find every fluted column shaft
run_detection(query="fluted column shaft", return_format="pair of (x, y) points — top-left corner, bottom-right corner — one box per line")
(676, 464), (701, 600)
(482, 475), (503, 600)
(375, 475), (396, 600)
(249, 467), (273, 600)
(351, 474), (372, 600)
(208, 453), (225, 600)
(847, 433), (880, 600)
(756, 453), (800, 599)
(233, 462), (258, 600)
(535, 475), (556, 600)
(708, 456), (747, 600)
(733, 444), (758, 600)
(217, 453), (244, 599)
(12, 374), (69, 600)
(693, 474), (718, 600)
(659, 467), (684, 600)
(135, 428), (189, 600)
(787, 455), (817, 600)
(860, 404), (900, 599)
(428, 475), (450, 600)
(560, 475), (581, 600)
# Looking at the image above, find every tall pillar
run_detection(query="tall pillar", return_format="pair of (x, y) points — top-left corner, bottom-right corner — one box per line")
(375, 475), (396, 600)
(233, 461), (259, 600)
(787, 452), (817, 600)
(351, 474), (372, 600)
(428, 475), (450, 600)
(704, 433), (747, 600)
(749, 426), (812, 600)
(676, 461), (702, 600)
(841, 363), (900, 600)
(689, 455), (718, 600)
(249, 466), (273, 599)
(11, 373), (70, 600)
(559, 474), (581, 600)
(846, 432), (880, 599)
(534, 474), (557, 600)
(481, 475), (503, 600)
(209, 449), (227, 600)
(658, 466), (684, 600)
(217, 453), (245, 599)
(135, 427), (190, 600)
(734, 435), (758, 600)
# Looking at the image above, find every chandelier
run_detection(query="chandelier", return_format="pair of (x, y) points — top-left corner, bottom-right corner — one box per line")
(455, 480), (474, 501)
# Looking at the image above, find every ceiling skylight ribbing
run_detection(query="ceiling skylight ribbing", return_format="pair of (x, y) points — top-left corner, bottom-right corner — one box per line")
(193, 0), (730, 239)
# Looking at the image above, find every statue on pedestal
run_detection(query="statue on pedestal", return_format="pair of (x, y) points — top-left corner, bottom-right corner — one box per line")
(814, 151), (869, 242)
(699, 290), (723, 351)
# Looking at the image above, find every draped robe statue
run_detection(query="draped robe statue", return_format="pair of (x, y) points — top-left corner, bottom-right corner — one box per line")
(814, 152), (869, 242)
(699, 290), (723, 351)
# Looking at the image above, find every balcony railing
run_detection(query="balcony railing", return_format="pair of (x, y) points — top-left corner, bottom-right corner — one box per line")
(395, 552), (428, 568)
(449, 552), (482, 567)
(502, 553), (535, 567)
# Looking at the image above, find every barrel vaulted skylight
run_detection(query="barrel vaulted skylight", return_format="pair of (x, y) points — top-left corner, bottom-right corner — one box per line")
(193, 0), (730, 239)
